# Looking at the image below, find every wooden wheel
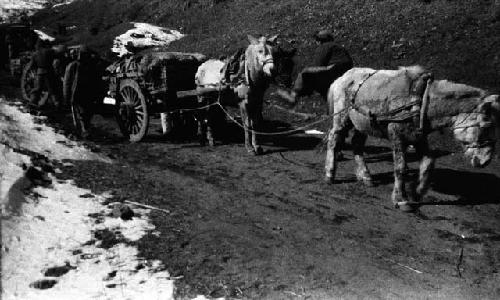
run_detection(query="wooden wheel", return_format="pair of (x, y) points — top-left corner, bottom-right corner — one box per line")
(116, 79), (149, 142)
(21, 61), (49, 104)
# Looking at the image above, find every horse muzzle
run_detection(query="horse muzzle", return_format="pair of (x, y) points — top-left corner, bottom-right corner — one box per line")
(262, 59), (275, 77)
(465, 143), (494, 168)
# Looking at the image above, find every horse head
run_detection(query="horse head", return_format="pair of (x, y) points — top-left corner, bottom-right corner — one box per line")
(451, 97), (499, 167)
(246, 35), (278, 81)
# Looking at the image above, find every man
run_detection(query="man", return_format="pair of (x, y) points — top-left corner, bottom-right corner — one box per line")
(63, 45), (103, 138)
(277, 29), (353, 104)
(29, 40), (61, 110)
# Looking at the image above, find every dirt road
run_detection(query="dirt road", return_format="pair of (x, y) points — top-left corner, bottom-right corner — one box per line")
(2, 77), (500, 299)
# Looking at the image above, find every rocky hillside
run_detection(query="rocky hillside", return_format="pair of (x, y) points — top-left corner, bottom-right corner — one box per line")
(31, 0), (500, 90)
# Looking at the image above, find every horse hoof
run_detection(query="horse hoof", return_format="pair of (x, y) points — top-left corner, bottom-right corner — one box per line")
(324, 176), (334, 185)
(395, 201), (420, 213)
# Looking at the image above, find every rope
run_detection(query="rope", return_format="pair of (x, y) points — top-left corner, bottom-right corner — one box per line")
(216, 102), (335, 136)
(162, 101), (220, 114)
(351, 70), (378, 103)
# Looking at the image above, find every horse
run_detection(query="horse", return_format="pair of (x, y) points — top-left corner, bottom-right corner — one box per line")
(195, 35), (296, 153)
(324, 66), (499, 211)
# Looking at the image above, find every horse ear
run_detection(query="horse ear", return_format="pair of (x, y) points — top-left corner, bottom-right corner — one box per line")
(484, 95), (500, 114)
(486, 95), (500, 126)
(247, 35), (259, 45)
(479, 101), (492, 114)
(267, 34), (279, 44)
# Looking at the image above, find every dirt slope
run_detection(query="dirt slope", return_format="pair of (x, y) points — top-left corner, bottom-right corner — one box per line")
(31, 0), (500, 93)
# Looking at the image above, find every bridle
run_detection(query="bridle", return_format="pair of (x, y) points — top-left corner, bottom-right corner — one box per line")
(453, 115), (495, 150)
(261, 57), (275, 73)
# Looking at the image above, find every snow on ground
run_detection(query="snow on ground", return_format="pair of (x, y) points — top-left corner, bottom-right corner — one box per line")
(0, 99), (175, 299)
(0, 0), (74, 22)
(304, 129), (325, 135)
(33, 29), (55, 42)
(111, 22), (185, 56)
(0, 0), (47, 16)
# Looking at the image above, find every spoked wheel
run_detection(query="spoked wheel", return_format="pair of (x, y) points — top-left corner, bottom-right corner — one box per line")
(116, 79), (149, 142)
(20, 62), (48, 104)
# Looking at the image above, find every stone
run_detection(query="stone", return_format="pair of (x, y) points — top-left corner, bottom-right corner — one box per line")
(111, 203), (134, 220)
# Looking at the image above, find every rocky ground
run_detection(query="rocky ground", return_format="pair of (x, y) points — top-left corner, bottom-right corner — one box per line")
(1, 70), (500, 299)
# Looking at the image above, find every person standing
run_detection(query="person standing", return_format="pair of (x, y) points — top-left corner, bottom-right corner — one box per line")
(29, 40), (61, 110)
(63, 45), (103, 138)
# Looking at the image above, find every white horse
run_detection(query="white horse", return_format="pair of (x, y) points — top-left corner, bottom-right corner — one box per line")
(325, 66), (499, 211)
(195, 35), (283, 154)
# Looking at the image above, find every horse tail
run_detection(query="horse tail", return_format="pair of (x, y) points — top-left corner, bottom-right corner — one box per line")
(419, 73), (434, 130)
(316, 80), (342, 153)
(485, 94), (500, 158)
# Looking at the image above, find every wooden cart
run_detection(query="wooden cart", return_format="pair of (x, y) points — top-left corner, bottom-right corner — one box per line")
(103, 50), (207, 142)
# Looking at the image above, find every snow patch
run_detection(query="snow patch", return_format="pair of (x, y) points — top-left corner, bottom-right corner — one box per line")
(305, 129), (325, 135)
(111, 22), (185, 57)
(33, 29), (55, 42)
(1, 99), (174, 300)
(0, 0), (75, 22)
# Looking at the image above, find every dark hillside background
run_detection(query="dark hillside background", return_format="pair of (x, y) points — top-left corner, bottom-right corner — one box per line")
(32, 0), (500, 91)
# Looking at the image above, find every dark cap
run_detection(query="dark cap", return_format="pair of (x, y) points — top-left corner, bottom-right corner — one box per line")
(314, 29), (334, 42)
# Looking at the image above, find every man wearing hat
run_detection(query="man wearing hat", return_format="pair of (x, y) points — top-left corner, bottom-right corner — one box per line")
(277, 29), (353, 104)
(29, 39), (61, 110)
(63, 45), (104, 138)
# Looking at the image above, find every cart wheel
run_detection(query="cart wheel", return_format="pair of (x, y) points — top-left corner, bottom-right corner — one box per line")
(117, 79), (149, 142)
(20, 61), (49, 104)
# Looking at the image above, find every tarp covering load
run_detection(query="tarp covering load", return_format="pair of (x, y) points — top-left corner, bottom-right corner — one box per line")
(106, 49), (207, 92)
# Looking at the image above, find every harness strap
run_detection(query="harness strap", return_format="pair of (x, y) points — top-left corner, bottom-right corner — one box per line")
(350, 71), (434, 132)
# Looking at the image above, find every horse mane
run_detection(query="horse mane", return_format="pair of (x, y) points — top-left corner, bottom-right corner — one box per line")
(398, 65), (426, 81)
(428, 79), (488, 118)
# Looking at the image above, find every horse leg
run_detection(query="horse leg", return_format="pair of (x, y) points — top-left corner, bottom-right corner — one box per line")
(251, 107), (263, 155)
(352, 130), (373, 186)
(389, 125), (408, 206)
(205, 106), (216, 147)
(206, 104), (215, 147)
(196, 98), (207, 146)
(239, 102), (253, 153)
(324, 115), (351, 183)
(415, 138), (435, 201)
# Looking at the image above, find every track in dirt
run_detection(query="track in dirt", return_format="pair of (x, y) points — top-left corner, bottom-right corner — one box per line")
(37, 103), (500, 299)
(1, 74), (500, 298)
